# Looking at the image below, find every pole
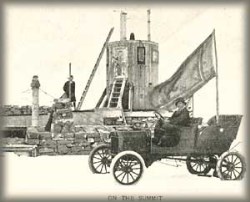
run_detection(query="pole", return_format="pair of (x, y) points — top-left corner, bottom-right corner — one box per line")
(30, 75), (40, 127)
(213, 29), (219, 124)
(147, 9), (151, 41)
(120, 11), (127, 41)
(69, 62), (71, 103)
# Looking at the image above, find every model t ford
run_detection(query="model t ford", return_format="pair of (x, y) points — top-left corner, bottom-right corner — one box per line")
(88, 110), (246, 185)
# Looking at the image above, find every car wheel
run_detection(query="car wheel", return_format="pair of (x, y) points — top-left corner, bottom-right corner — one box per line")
(88, 144), (112, 174)
(186, 155), (213, 175)
(111, 151), (145, 185)
(216, 151), (246, 180)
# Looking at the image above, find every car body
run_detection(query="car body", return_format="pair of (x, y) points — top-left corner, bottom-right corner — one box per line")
(88, 114), (245, 185)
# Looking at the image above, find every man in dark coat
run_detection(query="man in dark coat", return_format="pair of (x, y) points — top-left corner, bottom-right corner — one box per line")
(63, 75), (76, 109)
(154, 97), (190, 147)
(168, 97), (190, 126)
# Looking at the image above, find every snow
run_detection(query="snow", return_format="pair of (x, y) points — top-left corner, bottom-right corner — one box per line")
(3, 153), (246, 200)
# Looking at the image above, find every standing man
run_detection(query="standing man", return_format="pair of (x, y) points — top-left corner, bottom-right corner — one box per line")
(63, 75), (76, 109)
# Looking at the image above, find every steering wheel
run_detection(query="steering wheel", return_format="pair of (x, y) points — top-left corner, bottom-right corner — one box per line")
(154, 111), (164, 120)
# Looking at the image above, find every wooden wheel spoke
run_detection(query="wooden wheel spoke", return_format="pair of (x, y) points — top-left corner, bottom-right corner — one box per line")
(121, 172), (127, 182)
(95, 162), (103, 170)
(234, 161), (241, 166)
(225, 156), (231, 163)
(100, 164), (104, 173)
(93, 160), (102, 164)
(222, 160), (229, 166)
(131, 170), (139, 176)
(232, 170), (237, 179)
(192, 163), (199, 170)
(97, 151), (104, 158)
(232, 156), (238, 164)
(191, 163), (197, 168)
(93, 156), (102, 160)
(230, 155), (234, 163)
(104, 164), (107, 173)
(229, 171), (233, 179)
(234, 168), (241, 174)
(116, 170), (125, 178)
(222, 169), (229, 174)
(129, 172), (135, 181)
(131, 162), (139, 167)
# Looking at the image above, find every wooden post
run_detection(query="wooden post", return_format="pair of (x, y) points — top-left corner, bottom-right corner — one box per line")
(213, 30), (219, 124)
(30, 75), (40, 127)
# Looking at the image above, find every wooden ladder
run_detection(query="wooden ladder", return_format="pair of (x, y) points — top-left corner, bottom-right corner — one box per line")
(76, 27), (114, 110)
(107, 76), (126, 109)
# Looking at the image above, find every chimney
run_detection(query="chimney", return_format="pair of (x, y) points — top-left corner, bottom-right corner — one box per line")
(120, 11), (127, 41)
(147, 9), (151, 41)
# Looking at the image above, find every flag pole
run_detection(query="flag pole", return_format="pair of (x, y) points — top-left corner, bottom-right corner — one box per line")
(213, 29), (219, 124)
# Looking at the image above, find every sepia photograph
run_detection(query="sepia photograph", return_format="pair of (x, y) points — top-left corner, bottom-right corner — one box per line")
(0, 1), (248, 201)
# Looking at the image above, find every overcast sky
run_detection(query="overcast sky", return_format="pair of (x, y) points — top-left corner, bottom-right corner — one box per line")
(3, 2), (246, 120)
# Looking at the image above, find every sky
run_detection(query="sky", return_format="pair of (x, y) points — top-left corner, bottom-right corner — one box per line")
(3, 2), (246, 120)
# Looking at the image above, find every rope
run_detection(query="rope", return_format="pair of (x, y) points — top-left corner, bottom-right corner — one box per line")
(21, 88), (31, 93)
(39, 88), (56, 99)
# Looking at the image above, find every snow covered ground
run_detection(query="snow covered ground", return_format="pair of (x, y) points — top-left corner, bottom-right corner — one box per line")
(2, 152), (247, 201)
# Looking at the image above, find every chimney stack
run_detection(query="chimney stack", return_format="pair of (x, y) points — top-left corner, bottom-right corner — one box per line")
(147, 9), (151, 41)
(120, 11), (127, 41)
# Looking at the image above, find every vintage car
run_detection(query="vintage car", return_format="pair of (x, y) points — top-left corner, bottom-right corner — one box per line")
(88, 112), (246, 185)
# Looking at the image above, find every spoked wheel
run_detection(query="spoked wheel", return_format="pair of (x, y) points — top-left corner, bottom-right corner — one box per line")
(111, 151), (144, 185)
(186, 155), (213, 175)
(216, 151), (246, 180)
(88, 144), (112, 174)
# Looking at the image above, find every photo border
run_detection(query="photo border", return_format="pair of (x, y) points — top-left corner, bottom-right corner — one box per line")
(0, 0), (249, 202)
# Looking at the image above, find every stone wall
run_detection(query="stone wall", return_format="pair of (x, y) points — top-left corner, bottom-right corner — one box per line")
(2, 108), (159, 156)
(25, 125), (115, 156)
(2, 105), (51, 116)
